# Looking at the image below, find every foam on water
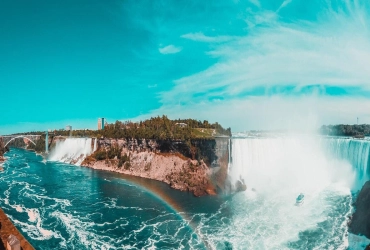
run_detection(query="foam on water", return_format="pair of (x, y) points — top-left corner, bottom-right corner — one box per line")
(15, 205), (23, 212)
(220, 136), (368, 249)
(0, 148), (202, 249)
(2, 137), (370, 249)
(27, 208), (37, 222)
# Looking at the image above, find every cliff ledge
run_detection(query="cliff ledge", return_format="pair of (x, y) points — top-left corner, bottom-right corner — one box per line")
(349, 181), (370, 239)
(81, 138), (230, 196)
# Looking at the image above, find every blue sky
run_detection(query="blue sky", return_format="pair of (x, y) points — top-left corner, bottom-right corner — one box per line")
(1, 0), (370, 134)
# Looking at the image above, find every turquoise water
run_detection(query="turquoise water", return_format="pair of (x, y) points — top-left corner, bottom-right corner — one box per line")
(0, 148), (223, 249)
(0, 143), (367, 249)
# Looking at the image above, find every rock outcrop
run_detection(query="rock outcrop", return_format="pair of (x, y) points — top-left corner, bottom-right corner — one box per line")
(349, 181), (370, 238)
(0, 137), (6, 162)
(235, 179), (247, 192)
(82, 138), (231, 196)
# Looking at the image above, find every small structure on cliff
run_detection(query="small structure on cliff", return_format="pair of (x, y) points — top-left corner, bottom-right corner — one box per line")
(175, 122), (187, 128)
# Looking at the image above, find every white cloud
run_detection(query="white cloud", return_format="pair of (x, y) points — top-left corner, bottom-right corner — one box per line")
(148, 84), (157, 88)
(161, 2), (370, 105)
(277, 0), (293, 12)
(142, 1), (370, 131)
(245, 9), (278, 28)
(249, 0), (261, 8)
(158, 44), (182, 54)
(181, 32), (234, 43)
(139, 95), (370, 132)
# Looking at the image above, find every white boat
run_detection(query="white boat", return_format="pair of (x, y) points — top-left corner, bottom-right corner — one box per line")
(295, 193), (304, 206)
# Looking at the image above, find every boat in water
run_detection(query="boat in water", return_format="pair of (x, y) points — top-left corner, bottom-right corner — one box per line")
(295, 193), (304, 206)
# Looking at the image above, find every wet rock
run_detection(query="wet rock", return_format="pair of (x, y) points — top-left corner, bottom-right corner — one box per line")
(235, 180), (247, 192)
(349, 181), (370, 238)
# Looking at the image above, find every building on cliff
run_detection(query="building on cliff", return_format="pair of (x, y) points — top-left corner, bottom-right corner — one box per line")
(175, 122), (187, 128)
(98, 118), (105, 130)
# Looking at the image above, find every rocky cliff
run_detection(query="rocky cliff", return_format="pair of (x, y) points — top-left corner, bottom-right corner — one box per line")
(349, 181), (370, 239)
(0, 137), (6, 162)
(82, 138), (231, 196)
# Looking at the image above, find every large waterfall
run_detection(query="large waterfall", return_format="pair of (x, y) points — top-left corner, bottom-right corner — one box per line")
(229, 136), (370, 193)
(217, 136), (370, 249)
(48, 138), (94, 166)
(324, 138), (370, 189)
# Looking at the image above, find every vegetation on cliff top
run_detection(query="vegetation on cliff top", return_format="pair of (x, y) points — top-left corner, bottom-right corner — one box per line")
(98, 116), (231, 139)
(18, 116), (231, 140)
(320, 124), (370, 137)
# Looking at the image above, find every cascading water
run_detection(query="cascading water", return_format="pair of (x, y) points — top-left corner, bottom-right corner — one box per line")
(48, 138), (94, 166)
(227, 138), (231, 174)
(228, 136), (370, 193)
(206, 135), (370, 249)
(324, 138), (370, 190)
(2, 137), (370, 249)
(93, 138), (97, 152)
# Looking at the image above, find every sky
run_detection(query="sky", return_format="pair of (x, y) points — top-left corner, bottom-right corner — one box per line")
(1, 0), (370, 134)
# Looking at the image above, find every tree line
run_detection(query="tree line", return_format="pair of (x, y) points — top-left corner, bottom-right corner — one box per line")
(98, 116), (231, 139)
(18, 116), (232, 140)
(320, 124), (370, 137)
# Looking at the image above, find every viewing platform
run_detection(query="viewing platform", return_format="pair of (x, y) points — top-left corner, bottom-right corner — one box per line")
(0, 208), (34, 250)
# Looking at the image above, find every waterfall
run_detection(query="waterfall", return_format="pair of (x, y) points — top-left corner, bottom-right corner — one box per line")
(93, 138), (97, 152)
(229, 136), (370, 193)
(48, 138), (93, 166)
(227, 138), (231, 174)
(324, 138), (370, 186)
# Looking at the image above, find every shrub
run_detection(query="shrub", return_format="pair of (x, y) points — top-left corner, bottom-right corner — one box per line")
(107, 146), (121, 159)
(124, 161), (131, 170)
(144, 163), (151, 171)
(94, 150), (106, 160)
(118, 154), (130, 168)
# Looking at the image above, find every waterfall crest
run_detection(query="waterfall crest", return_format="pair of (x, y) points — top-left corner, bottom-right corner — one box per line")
(324, 138), (370, 186)
(48, 138), (94, 166)
(229, 136), (370, 192)
(93, 138), (97, 152)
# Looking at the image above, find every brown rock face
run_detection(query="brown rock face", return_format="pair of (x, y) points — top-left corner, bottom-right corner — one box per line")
(349, 181), (370, 238)
(0, 137), (6, 158)
(81, 138), (230, 196)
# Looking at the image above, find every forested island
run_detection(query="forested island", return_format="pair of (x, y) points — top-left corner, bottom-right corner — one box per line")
(320, 124), (370, 137)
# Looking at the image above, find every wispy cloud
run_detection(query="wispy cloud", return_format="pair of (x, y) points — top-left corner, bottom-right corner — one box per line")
(249, 0), (261, 8)
(181, 32), (234, 43)
(277, 0), (293, 12)
(163, 2), (370, 101)
(144, 1), (370, 130)
(158, 44), (182, 54)
(139, 95), (370, 132)
(148, 84), (157, 88)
